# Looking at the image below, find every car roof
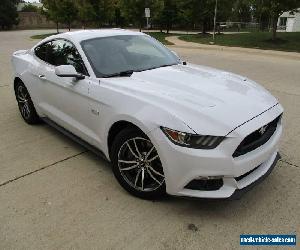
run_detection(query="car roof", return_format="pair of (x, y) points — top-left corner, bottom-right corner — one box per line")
(43, 29), (144, 44)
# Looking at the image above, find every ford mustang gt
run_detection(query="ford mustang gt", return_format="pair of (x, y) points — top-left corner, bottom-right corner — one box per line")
(11, 29), (283, 199)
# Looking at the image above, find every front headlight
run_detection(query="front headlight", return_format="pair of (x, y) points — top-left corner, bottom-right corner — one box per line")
(161, 127), (224, 149)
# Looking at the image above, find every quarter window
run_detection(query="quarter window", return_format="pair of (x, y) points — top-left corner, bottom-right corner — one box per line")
(34, 42), (52, 61)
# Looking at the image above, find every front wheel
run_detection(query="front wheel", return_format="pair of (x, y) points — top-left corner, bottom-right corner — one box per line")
(111, 128), (166, 200)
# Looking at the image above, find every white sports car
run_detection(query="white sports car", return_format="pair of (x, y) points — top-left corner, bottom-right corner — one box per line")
(11, 29), (283, 199)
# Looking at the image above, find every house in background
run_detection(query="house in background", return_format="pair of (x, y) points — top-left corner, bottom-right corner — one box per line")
(277, 9), (300, 32)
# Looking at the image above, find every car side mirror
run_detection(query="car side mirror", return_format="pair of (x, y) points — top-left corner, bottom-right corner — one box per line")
(55, 65), (85, 80)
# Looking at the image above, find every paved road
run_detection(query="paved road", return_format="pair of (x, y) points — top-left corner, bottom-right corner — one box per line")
(0, 30), (299, 250)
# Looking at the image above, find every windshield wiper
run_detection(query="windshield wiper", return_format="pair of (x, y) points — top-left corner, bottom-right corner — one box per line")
(137, 63), (178, 72)
(102, 63), (178, 77)
(102, 70), (134, 78)
(160, 63), (178, 68)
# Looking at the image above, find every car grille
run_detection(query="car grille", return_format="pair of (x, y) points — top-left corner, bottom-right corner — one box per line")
(233, 115), (281, 158)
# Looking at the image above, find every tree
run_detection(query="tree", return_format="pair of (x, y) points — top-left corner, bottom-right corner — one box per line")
(231, 0), (252, 23)
(21, 4), (39, 12)
(0, 0), (19, 30)
(56, 0), (78, 31)
(182, 0), (216, 34)
(42, 0), (78, 32)
(253, 0), (300, 40)
(104, 0), (119, 26)
(176, 0), (194, 30)
(120, 0), (163, 31)
(115, 6), (125, 27)
(252, 0), (271, 31)
(41, 0), (60, 33)
(216, 0), (235, 32)
(156, 0), (178, 33)
(76, 0), (96, 28)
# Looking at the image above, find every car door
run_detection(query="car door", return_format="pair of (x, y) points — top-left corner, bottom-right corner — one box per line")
(22, 41), (51, 112)
(35, 39), (99, 145)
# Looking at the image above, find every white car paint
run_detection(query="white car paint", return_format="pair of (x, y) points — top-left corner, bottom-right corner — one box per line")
(11, 29), (283, 198)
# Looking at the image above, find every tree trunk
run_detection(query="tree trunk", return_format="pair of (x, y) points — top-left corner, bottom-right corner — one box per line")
(271, 15), (278, 41)
(56, 22), (59, 34)
(259, 6), (263, 31)
(272, 25), (277, 40)
(68, 22), (71, 31)
(202, 20), (206, 34)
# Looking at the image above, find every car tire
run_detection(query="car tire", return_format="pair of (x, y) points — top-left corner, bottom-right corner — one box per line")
(14, 80), (40, 124)
(111, 127), (166, 200)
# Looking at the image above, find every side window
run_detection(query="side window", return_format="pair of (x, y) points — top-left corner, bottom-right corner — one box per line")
(50, 39), (87, 75)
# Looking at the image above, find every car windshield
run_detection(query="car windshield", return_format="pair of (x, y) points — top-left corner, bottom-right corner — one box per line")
(81, 35), (180, 78)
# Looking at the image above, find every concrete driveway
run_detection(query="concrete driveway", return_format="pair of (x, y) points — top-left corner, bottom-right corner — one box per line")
(0, 30), (299, 250)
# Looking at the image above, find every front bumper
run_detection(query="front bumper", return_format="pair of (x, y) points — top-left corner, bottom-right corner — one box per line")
(230, 152), (280, 199)
(149, 105), (283, 199)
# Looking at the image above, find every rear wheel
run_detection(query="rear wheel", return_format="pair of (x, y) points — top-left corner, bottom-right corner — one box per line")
(14, 80), (40, 124)
(111, 128), (166, 199)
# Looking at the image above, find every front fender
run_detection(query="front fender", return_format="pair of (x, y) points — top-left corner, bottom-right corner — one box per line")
(102, 105), (195, 159)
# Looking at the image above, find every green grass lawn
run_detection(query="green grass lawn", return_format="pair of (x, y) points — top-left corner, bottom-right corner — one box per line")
(30, 31), (176, 45)
(179, 32), (300, 53)
(30, 33), (58, 39)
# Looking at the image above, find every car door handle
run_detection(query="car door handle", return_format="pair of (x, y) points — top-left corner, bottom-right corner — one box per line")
(38, 74), (46, 80)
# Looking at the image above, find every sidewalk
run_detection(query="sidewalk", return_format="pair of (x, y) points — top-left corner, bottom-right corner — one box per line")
(166, 36), (300, 60)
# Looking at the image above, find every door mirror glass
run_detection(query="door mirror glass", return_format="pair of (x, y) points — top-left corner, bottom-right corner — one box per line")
(55, 65), (85, 80)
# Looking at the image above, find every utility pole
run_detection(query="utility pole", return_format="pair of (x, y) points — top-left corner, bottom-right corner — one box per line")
(212, 0), (218, 43)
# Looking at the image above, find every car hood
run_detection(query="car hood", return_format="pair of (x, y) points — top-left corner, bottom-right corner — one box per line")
(104, 64), (278, 135)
